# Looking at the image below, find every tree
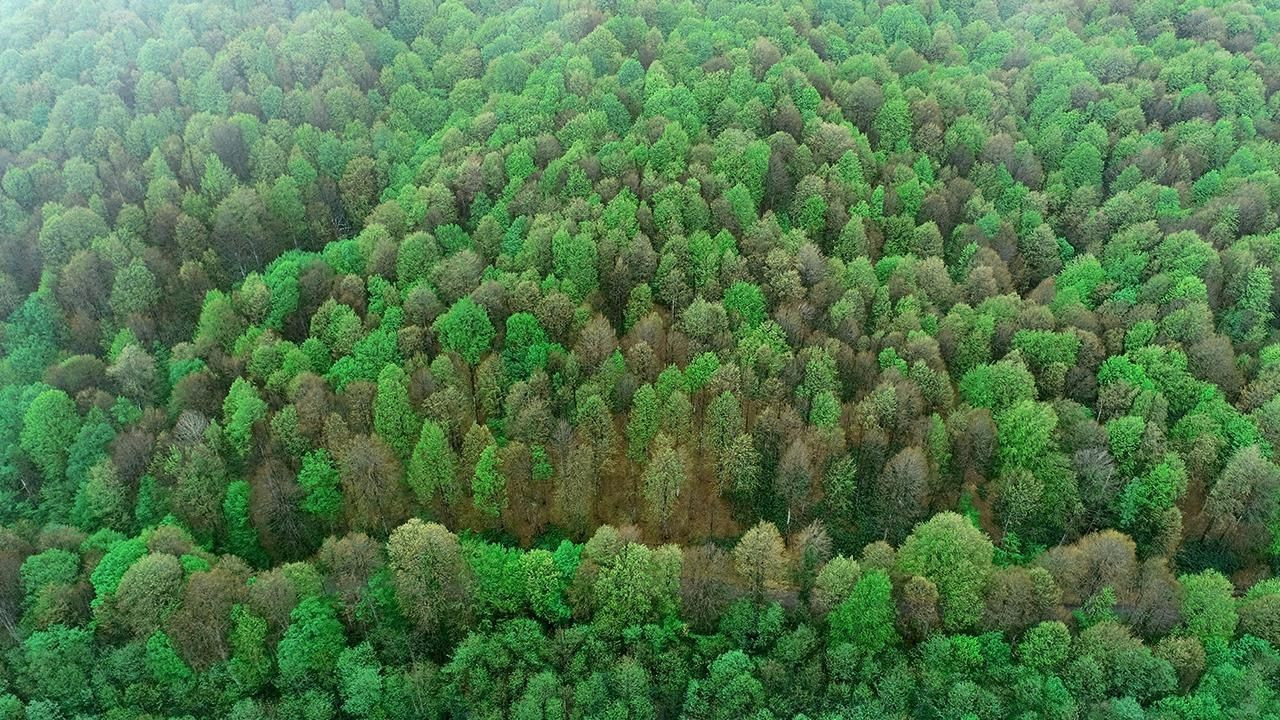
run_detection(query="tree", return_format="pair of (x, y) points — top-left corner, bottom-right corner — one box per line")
(706, 391), (744, 459)
(213, 187), (277, 272)
(195, 289), (245, 353)
(166, 561), (248, 669)
(20, 388), (80, 484)
(146, 629), (197, 699)
(873, 89), (911, 152)
(106, 344), (156, 404)
(109, 259), (159, 324)
(774, 438), (815, 532)
(6, 1), (1280, 714)
(433, 297), (495, 366)
(828, 569), (899, 661)
(590, 541), (682, 635)
(408, 419), (460, 508)
(20, 626), (96, 713)
(1238, 580), (1280, 647)
(642, 434), (685, 535)
(1179, 570), (1238, 645)
(19, 548), (78, 623)
(1062, 142), (1103, 190)
(58, 407), (114, 520)
(112, 553), (183, 639)
(223, 378), (266, 461)
(228, 605), (272, 693)
(37, 206), (108, 269)
(339, 156), (378, 224)
(387, 519), (471, 647)
(297, 449), (341, 522)
(723, 282), (766, 329)
(472, 443), (506, 519)
(337, 435), (410, 535)
(626, 384), (660, 463)
(897, 574), (941, 642)
(502, 312), (549, 381)
(734, 521), (787, 600)
(1202, 445), (1280, 553)
(72, 459), (131, 533)
(958, 358), (1036, 412)
(875, 446), (929, 543)
(682, 650), (766, 720)
(275, 596), (345, 690)
(719, 433), (761, 498)
(440, 618), (551, 715)
(897, 512), (994, 631)
(223, 479), (265, 565)
(337, 641), (384, 718)
(681, 543), (734, 632)
(521, 547), (573, 624)
(552, 230), (599, 299)
(823, 455), (858, 538)
(374, 364), (417, 462)
(1019, 620), (1071, 672)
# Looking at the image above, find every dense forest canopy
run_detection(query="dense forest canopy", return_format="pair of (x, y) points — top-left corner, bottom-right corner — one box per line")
(2, 0), (1280, 716)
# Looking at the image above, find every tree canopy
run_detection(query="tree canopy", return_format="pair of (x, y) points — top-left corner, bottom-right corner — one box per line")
(3, 0), (1280, 716)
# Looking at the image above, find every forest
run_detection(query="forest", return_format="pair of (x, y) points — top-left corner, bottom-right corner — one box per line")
(2, 0), (1280, 716)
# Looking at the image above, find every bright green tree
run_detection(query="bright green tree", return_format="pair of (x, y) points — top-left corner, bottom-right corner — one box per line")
(408, 419), (460, 507)
(275, 596), (346, 690)
(433, 297), (495, 366)
(897, 512), (994, 631)
(374, 364), (417, 461)
(472, 444), (506, 519)
(828, 569), (899, 661)
(20, 388), (80, 484)
(222, 378), (267, 461)
(298, 449), (341, 522)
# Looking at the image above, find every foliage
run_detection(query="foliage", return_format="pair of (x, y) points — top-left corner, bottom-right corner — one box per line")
(2, 0), (1280, 715)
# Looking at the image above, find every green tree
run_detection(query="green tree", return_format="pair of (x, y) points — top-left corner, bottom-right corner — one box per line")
(229, 605), (272, 692)
(723, 281), (766, 329)
(223, 378), (267, 461)
(20, 388), (80, 484)
(337, 642), (384, 718)
(472, 444), (506, 519)
(552, 230), (598, 300)
(276, 596), (346, 690)
(20, 626), (96, 713)
(682, 650), (766, 720)
(1019, 620), (1071, 672)
(109, 258), (160, 323)
(146, 630), (196, 698)
(520, 547), (573, 624)
(1062, 141), (1103, 190)
(223, 479), (265, 565)
(374, 364), (417, 461)
(897, 512), (994, 631)
(643, 434), (685, 535)
(113, 552), (183, 638)
(298, 449), (341, 522)
(874, 89), (911, 152)
(1179, 570), (1238, 645)
(828, 569), (899, 661)
(626, 384), (660, 463)
(408, 419), (460, 507)
(502, 312), (549, 381)
(72, 460), (130, 532)
(433, 297), (495, 367)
